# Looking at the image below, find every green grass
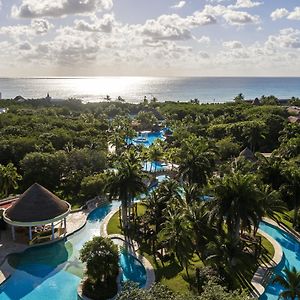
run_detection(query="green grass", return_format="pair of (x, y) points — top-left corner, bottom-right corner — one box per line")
(107, 204), (146, 235)
(106, 204), (275, 294)
(277, 210), (294, 229)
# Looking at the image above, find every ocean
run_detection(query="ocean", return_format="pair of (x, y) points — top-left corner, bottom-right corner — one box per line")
(0, 77), (300, 103)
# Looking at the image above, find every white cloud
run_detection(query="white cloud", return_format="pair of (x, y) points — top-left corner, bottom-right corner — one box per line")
(223, 40), (243, 49)
(197, 36), (211, 44)
(271, 7), (300, 21)
(271, 8), (289, 21)
(12, 0), (113, 18)
(223, 10), (260, 25)
(74, 14), (116, 33)
(19, 41), (32, 50)
(31, 19), (53, 34)
(288, 7), (300, 21)
(266, 28), (300, 49)
(138, 13), (216, 42)
(201, 4), (260, 26)
(229, 0), (262, 9)
(171, 1), (186, 9)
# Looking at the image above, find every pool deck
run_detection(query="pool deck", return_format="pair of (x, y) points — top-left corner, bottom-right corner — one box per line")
(101, 207), (156, 289)
(0, 198), (106, 285)
(251, 225), (283, 297)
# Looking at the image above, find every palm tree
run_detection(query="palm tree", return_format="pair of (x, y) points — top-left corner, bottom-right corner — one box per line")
(105, 156), (146, 229)
(257, 155), (285, 190)
(143, 191), (163, 232)
(148, 144), (163, 173)
(0, 163), (22, 198)
(162, 209), (194, 276)
(259, 185), (286, 227)
(272, 267), (300, 300)
(179, 135), (216, 186)
(281, 165), (300, 228)
(209, 172), (262, 245)
(185, 201), (216, 259)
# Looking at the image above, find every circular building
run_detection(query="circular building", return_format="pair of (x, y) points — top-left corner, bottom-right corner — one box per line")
(3, 183), (71, 244)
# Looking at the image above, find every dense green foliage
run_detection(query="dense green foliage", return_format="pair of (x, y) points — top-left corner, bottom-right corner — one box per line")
(80, 236), (119, 300)
(1, 97), (300, 297)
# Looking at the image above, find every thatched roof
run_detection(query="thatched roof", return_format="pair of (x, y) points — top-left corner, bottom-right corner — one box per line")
(5, 183), (70, 223)
(239, 147), (256, 161)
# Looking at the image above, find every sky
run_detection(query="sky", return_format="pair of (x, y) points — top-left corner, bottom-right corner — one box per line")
(0, 0), (300, 77)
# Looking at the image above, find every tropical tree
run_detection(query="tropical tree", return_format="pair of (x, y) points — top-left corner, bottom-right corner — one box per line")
(148, 144), (163, 172)
(257, 155), (286, 190)
(272, 267), (300, 300)
(179, 135), (216, 186)
(0, 163), (22, 198)
(105, 153), (146, 229)
(281, 164), (300, 228)
(209, 172), (262, 245)
(162, 209), (194, 276)
(185, 201), (216, 258)
(80, 236), (119, 292)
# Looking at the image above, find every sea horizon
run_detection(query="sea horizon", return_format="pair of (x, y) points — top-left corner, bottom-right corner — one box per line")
(1, 76), (300, 104)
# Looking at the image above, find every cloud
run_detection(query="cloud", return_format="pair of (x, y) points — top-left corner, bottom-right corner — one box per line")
(139, 13), (216, 42)
(223, 40), (243, 49)
(271, 7), (300, 21)
(31, 19), (53, 34)
(11, 0), (113, 18)
(266, 28), (300, 49)
(270, 8), (289, 21)
(288, 7), (300, 21)
(74, 14), (116, 33)
(229, 0), (262, 9)
(197, 36), (211, 44)
(223, 10), (260, 25)
(201, 4), (260, 26)
(171, 1), (186, 9)
(19, 41), (32, 50)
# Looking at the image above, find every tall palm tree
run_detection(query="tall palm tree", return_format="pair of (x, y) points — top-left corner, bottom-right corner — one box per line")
(162, 209), (194, 276)
(148, 144), (163, 173)
(209, 172), (262, 245)
(179, 135), (216, 186)
(259, 185), (286, 227)
(281, 165), (300, 228)
(272, 267), (300, 300)
(105, 156), (146, 229)
(0, 163), (22, 198)
(185, 201), (216, 259)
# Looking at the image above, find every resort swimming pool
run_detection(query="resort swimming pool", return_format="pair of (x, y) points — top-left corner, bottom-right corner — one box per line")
(127, 130), (165, 147)
(259, 222), (300, 300)
(0, 201), (147, 300)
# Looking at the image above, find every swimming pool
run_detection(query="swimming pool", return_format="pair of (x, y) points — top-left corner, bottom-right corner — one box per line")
(259, 222), (300, 300)
(0, 201), (147, 300)
(127, 130), (165, 147)
(119, 250), (146, 288)
(143, 161), (167, 172)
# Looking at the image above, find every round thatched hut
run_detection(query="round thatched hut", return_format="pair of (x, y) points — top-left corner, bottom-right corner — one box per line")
(3, 183), (71, 243)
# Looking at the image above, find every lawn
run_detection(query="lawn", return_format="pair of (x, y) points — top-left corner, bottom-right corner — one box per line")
(106, 204), (275, 294)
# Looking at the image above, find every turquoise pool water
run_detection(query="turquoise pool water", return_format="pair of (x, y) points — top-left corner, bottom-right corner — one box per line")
(127, 130), (165, 147)
(259, 222), (300, 300)
(0, 201), (147, 300)
(120, 251), (146, 288)
(143, 161), (167, 172)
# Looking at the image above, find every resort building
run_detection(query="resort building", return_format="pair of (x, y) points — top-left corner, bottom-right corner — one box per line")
(3, 183), (71, 244)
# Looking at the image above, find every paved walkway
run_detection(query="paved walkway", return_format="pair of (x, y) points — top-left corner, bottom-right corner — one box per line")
(251, 227), (283, 297)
